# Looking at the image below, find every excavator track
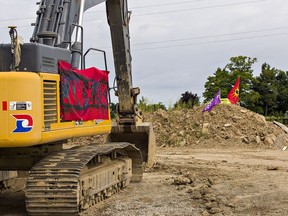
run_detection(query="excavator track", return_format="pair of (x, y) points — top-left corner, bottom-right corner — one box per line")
(25, 142), (143, 216)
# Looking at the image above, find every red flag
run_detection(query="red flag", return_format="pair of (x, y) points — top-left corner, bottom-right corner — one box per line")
(227, 77), (240, 104)
(58, 61), (110, 121)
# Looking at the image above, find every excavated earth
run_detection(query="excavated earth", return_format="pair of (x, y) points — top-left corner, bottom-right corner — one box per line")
(1, 104), (288, 216)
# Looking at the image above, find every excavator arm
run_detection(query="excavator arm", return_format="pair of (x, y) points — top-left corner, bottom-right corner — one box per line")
(106, 0), (139, 124)
(106, 0), (155, 167)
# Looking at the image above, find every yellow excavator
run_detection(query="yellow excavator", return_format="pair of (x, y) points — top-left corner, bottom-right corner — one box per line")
(0, 0), (155, 215)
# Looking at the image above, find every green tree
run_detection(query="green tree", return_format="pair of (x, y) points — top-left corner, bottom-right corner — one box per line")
(203, 68), (230, 102)
(138, 96), (167, 112)
(249, 78), (263, 113)
(254, 63), (278, 115)
(276, 70), (288, 114)
(110, 102), (117, 119)
(203, 56), (259, 110)
(174, 91), (200, 108)
(225, 56), (258, 107)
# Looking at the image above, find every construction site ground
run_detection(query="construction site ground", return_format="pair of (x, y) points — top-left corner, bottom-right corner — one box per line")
(1, 104), (288, 215)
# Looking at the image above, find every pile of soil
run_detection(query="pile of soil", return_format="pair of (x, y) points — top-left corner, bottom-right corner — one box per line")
(144, 104), (288, 149)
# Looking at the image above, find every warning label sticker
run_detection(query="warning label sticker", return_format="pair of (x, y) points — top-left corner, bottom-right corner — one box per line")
(10, 101), (32, 111)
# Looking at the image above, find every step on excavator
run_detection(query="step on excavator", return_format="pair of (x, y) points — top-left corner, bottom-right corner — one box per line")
(0, 0), (155, 215)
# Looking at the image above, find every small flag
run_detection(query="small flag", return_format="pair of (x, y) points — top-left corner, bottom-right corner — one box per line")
(203, 90), (221, 112)
(227, 77), (240, 104)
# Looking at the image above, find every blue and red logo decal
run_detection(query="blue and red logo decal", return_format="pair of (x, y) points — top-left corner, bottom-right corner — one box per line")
(12, 114), (33, 133)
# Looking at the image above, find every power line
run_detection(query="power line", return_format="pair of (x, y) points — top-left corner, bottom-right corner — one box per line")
(1, 26), (284, 52)
(0, 0), (204, 21)
(86, 0), (205, 13)
(132, 32), (288, 51)
(0, 0), (268, 23)
(83, 26), (288, 50)
(83, 0), (268, 21)
(84, 31), (288, 53)
(131, 0), (204, 9)
(86, 0), (207, 14)
(132, 27), (288, 46)
(133, 0), (267, 16)
(0, 0), (283, 49)
(84, 0), (268, 19)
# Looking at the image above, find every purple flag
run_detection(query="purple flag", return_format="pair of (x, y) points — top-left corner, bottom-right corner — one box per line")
(202, 90), (221, 112)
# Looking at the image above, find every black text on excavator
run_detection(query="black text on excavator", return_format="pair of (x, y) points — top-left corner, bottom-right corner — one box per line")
(0, 0), (155, 215)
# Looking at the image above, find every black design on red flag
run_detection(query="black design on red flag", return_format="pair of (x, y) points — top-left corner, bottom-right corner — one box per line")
(58, 61), (109, 121)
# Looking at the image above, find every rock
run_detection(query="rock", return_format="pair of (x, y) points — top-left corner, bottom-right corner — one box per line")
(240, 109), (248, 113)
(210, 110), (216, 116)
(179, 140), (186, 147)
(176, 185), (186, 190)
(224, 135), (230, 140)
(191, 190), (202, 199)
(205, 202), (215, 210)
(186, 173), (197, 183)
(270, 134), (277, 142)
(255, 136), (261, 144)
(232, 116), (243, 121)
(205, 193), (216, 202)
(208, 178), (215, 185)
(275, 134), (288, 149)
(186, 187), (194, 194)
(202, 210), (210, 216)
(208, 207), (222, 214)
(202, 123), (210, 134)
(267, 166), (279, 171)
(264, 134), (276, 146)
(174, 176), (191, 185)
(242, 137), (249, 144)
(254, 114), (267, 126)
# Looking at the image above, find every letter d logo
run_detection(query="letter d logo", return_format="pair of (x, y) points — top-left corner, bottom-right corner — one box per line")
(12, 114), (33, 133)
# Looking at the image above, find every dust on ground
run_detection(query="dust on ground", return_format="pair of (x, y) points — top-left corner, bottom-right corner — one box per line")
(1, 104), (288, 216)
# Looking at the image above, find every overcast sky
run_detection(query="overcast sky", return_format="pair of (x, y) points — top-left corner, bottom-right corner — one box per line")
(1, 0), (288, 106)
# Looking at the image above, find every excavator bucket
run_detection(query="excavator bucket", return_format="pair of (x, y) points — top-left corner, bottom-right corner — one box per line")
(107, 122), (156, 168)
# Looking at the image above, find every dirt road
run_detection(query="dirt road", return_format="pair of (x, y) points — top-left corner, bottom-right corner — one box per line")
(1, 147), (288, 216)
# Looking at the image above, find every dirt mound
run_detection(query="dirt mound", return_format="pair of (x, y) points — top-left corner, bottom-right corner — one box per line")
(144, 104), (288, 149)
